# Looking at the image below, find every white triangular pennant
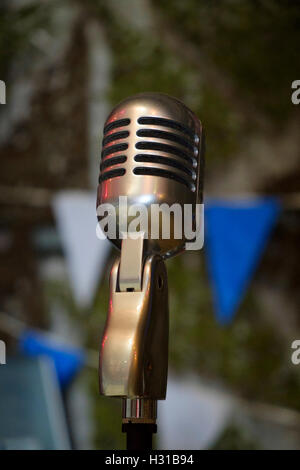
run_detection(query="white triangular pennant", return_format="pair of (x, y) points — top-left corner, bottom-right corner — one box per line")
(158, 374), (232, 449)
(52, 191), (111, 308)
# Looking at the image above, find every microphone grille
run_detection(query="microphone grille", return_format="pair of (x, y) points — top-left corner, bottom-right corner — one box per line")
(98, 118), (131, 184)
(97, 93), (204, 258)
(98, 93), (204, 204)
(133, 116), (199, 193)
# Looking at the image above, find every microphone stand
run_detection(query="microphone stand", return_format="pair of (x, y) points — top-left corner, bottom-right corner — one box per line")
(122, 399), (157, 450)
(99, 236), (169, 451)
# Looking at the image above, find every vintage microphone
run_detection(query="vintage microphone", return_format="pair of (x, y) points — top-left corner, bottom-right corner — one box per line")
(97, 92), (204, 450)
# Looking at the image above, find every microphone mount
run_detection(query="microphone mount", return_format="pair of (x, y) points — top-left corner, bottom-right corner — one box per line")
(99, 236), (169, 449)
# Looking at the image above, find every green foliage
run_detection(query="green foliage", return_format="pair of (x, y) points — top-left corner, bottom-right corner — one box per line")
(73, 0), (300, 448)
(0, 2), (51, 78)
(211, 423), (260, 450)
(89, 0), (241, 165)
(38, 0), (300, 448)
(152, 0), (300, 125)
(167, 254), (300, 411)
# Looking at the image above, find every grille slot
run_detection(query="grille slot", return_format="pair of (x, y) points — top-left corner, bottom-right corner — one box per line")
(102, 131), (129, 147)
(104, 118), (130, 134)
(135, 141), (193, 164)
(100, 155), (127, 171)
(99, 168), (126, 183)
(136, 129), (193, 152)
(102, 143), (128, 159)
(138, 117), (195, 140)
(134, 154), (195, 180)
(133, 167), (195, 192)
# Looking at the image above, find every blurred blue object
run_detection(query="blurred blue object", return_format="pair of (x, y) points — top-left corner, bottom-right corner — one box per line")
(19, 329), (85, 388)
(205, 198), (281, 324)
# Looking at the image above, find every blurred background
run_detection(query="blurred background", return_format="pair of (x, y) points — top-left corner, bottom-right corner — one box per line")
(0, 0), (300, 450)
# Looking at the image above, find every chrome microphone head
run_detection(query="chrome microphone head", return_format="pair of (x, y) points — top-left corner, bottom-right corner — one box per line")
(97, 92), (204, 258)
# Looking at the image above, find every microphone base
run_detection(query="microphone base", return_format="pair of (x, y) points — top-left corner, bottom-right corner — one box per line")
(122, 397), (157, 451)
(122, 398), (157, 424)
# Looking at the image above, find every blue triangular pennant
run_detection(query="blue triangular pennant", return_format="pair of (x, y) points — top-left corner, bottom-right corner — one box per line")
(19, 329), (86, 388)
(205, 198), (281, 324)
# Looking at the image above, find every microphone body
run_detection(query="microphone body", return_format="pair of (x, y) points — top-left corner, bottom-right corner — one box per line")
(97, 93), (204, 445)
